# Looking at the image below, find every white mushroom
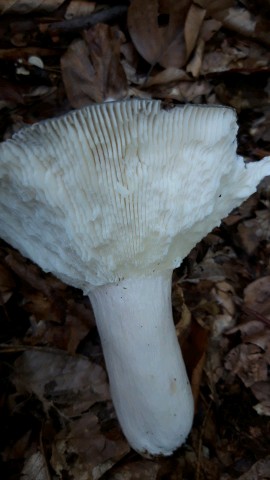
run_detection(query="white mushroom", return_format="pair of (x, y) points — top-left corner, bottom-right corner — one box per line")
(0, 100), (269, 456)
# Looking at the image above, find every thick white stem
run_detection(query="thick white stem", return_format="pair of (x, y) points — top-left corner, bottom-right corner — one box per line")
(88, 271), (194, 456)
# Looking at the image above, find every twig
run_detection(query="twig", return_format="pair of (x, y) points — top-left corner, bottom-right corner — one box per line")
(43, 5), (128, 35)
(0, 343), (73, 356)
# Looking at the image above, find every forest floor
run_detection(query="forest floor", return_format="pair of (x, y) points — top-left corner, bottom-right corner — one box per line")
(0, 1), (270, 479)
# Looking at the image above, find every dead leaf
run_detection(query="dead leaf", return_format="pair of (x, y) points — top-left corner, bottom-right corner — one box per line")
(237, 455), (270, 479)
(145, 67), (188, 87)
(65, 1), (96, 20)
(213, 6), (270, 47)
(0, 263), (16, 304)
(127, 0), (190, 68)
(0, 0), (64, 14)
(21, 451), (50, 480)
(22, 290), (65, 324)
(186, 249), (228, 283)
(2, 430), (32, 462)
(12, 350), (110, 416)
(108, 459), (160, 479)
(4, 249), (66, 295)
(243, 276), (270, 319)
(251, 107), (270, 144)
(182, 320), (209, 395)
(211, 281), (235, 317)
(225, 343), (268, 387)
(51, 412), (129, 480)
(251, 381), (270, 416)
(61, 24), (127, 107)
(0, 78), (25, 110)
(186, 14), (222, 77)
(238, 208), (270, 255)
(148, 78), (212, 102)
(186, 37), (205, 77)
(201, 37), (270, 75)
(228, 319), (266, 339)
(184, 3), (206, 59)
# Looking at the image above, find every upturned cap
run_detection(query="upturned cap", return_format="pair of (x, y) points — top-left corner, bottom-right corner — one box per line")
(0, 99), (269, 291)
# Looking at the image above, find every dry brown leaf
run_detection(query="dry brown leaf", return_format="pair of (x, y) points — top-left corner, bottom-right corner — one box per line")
(65, 1), (96, 20)
(237, 456), (270, 479)
(201, 37), (270, 75)
(253, 402), (270, 416)
(12, 350), (110, 416)
(186, 249), (228, 283)
(193, 0), (233, 9)
(128, 0), (190, 68)
(61, 24), (127, 107)
(4, 250), (66, 295)
(225, 343), (268, 387)
(145, 67), (188, 87)
(0, 0), (64, 14)
(22, 290), (65, 324)
(1, 430), (32, 463)
(25, 310), (92, 354)
(213, 6), (270, 46)
(186, 14), (222, 77)
(51, 412), (129, 480)
(243, 276), (270, 318)
(201, 17), (222, 41)
(211, 281), (235, 317)
(0, 263), (16, 304)
(182, 320), (209, 389)
(186, 37), (205, 77)
(149, 78), (212, 102)
(184, 3), (206, 59)
(251, 381), (270, 416)
(237, 209), (270, 255)
(21, 451), (50, 480)
(108, 460), (160, 479)
(61, 38), (99, 107)
(251, 107), (270, 144)
(0, 79), (25, 110)
(228, 319), (265, 339)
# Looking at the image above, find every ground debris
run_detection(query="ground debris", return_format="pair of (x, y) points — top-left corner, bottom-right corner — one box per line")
(1, 1), (270, 478)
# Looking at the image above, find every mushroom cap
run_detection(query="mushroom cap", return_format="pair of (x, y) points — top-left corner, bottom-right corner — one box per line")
(0, 99), (269, 291)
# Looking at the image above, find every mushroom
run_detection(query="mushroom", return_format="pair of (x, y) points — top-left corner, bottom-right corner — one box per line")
(0, 99), (269, 456)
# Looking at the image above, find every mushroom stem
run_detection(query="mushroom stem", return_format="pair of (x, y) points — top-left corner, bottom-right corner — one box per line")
(88, 270), (194, 456)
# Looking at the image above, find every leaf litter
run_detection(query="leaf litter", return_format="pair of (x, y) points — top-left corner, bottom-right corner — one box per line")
(0, 0), (270, 478)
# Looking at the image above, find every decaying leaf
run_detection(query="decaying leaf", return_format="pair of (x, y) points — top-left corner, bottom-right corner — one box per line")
(147, 78), (212, 102)
(127, 0), (190, 68)
(145, 67), (188, 87)
(4, 250), (66, 295)
(51, 412), (129, 480)
(21, 451), (50, 480)
(61, 24), (127, 107)
(184, 3), (206, 59)
(243, 276), (270, 318)
(0, 79), (25, 110)
(251, 381), (270, 416)
(0, 263), (16, 304)
(201, 37), (270, 75)
(213, 6), (270, 47)
(237, 455), (270, 479)
(0, 0), (64, 14)
(225, 343), (269, 387)
(12, 350), (110, 416)
(65, 1), (96, 20)
(108, 459), (160, 479)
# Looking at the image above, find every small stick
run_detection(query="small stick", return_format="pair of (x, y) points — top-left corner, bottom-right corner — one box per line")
(43, 5), (128, 35)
